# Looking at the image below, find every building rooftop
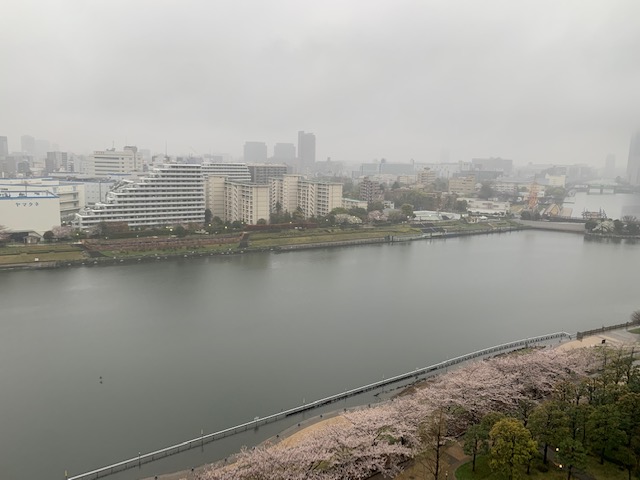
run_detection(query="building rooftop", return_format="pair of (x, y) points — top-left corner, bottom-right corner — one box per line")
(0, 190), (58, 199)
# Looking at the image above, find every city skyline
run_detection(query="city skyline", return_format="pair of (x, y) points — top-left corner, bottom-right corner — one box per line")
(2, 1), (640, 166)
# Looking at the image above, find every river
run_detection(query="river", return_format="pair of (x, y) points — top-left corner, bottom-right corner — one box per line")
(1, 230), (639, 479)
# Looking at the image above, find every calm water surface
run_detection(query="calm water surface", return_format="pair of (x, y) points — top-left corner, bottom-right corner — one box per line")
(1, 230), (639, 479)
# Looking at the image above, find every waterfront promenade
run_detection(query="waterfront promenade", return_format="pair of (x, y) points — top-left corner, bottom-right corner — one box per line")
(144, 327), (640, 480)
(67, 332), (569, 480)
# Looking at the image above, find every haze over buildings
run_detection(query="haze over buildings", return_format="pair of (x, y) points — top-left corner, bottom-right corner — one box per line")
(627, 132), (640, 186)
(2, 1), (640, 166)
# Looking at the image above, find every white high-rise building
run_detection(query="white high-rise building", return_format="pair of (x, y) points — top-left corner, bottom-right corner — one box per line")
(74, 164), (204, 229)
(201, 163), (251, 182)
(84, 147), (142, 176)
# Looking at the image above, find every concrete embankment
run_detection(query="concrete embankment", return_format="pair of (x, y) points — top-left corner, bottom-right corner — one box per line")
(0, 225), (523, 271)
(516, 220), (586, 233)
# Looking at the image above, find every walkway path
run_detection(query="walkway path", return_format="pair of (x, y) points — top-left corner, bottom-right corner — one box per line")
(144, 327), (639, 480)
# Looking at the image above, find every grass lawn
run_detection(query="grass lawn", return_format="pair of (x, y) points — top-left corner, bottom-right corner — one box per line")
(100, 243), (239, 258)
(455, 454), (630, 480)
(0, 221), (521, 265)
(0, 244), (86, 265)
(248, 226), (422, 248)
(456, 456), (566, 480)
(628, 327), (640, 335)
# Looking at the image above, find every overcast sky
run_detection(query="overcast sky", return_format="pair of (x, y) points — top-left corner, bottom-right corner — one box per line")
(2, 0), (640, 167)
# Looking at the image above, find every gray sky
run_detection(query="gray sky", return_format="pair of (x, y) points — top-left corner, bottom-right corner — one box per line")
(2, 0), (640, 166)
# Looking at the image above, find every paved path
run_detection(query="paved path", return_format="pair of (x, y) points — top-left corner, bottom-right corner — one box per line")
(144, 327), (640, 480)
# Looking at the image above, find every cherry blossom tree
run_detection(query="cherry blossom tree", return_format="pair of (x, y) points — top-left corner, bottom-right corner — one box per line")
(52, 225), (73, 240)
(198, 347), (597, 480)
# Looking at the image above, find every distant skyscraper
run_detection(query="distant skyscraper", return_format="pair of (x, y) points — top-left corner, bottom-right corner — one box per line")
(243, 141), (267, 163)
(604, 154), (616, 178)
(0, 136), (8, 157)
(297, 131), (316, 173)
(273, 143), (296, 163)
(46, 151), (69, 173)
(627, 132), (640, 186)
(21, 135), (36, 154)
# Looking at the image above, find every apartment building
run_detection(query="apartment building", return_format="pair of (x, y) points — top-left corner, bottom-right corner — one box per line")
(248, 163), (288, 184)
(271, 174), (343, 218)
(74, 164), (204, 229)
(417, 168), (437, 186)
(201, 163), (251, 182)
(224, 182), (270, 225)
(448, 176), (477, 195)
(205, 175), (269, 225)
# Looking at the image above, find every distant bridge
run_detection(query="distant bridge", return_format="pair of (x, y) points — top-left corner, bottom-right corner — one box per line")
(66, 331), (571, 480)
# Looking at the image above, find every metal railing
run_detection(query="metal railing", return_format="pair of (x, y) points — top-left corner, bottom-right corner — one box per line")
(67, 331), (570, 480)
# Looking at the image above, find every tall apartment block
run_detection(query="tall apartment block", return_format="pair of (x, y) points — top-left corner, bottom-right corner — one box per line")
(248, 164), (288, 184)
(204, 175), (269, 225)
(201, 163), (252, 182)
(271, 174), (342, 218)
(74, 164), (204, 229)
(359, 177), (384, 202)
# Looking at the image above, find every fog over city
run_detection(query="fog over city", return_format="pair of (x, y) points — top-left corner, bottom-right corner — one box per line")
(2, 0), (640, 165)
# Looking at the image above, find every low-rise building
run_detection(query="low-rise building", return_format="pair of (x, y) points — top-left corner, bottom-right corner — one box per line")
(462, 198), (511, 217)
(342, 198), (368, 210)
(0, 188), (60, 234)
(0, 178), (85, 221)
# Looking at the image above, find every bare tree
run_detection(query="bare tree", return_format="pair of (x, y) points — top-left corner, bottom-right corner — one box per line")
(417, 408), (450, 480)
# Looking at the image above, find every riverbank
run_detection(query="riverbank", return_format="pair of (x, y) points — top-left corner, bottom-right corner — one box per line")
(145, 326), (639, 480)
(515, 219), (586, 233)
(0, 220), (522, 271)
